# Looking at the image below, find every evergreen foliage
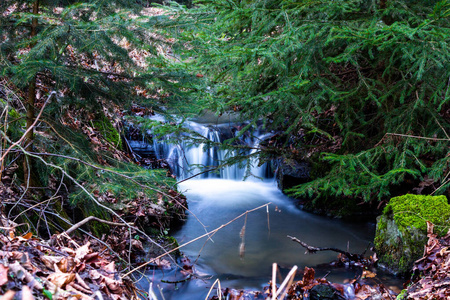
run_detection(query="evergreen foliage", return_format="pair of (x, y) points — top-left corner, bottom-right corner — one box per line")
(168, 0), (450, 203)
(0, 0), (190, 235)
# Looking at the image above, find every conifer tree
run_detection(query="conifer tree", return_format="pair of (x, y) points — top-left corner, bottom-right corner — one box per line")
(0, 0), (192, 232)
(0, 0), (190, 173)
(169, 0), (450, 209)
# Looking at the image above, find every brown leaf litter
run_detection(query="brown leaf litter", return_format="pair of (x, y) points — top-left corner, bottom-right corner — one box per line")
(0, 231), (138, 300)
(405, 221), (450, 299)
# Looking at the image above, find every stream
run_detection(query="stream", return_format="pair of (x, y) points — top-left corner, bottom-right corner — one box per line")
(132, 118), (401, 299)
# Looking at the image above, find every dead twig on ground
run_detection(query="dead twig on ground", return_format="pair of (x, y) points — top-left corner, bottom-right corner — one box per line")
(55, 216), (132, 239)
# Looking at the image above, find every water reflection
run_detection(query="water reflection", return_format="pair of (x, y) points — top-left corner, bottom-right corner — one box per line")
(139, 179), (380, 299)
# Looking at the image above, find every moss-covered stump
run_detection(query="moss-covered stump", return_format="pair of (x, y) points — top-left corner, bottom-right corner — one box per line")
(374, 194), (450, 275)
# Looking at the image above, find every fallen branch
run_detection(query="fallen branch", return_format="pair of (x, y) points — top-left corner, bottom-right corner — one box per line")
(287, 235), (362, 261)
(56, 216), (132, 238)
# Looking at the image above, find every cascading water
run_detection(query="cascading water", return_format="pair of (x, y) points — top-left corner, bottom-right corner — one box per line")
(151, 121), (274, 181)
(129, 119), (401, 300)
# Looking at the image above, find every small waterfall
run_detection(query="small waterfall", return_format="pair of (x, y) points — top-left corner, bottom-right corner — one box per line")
(149, 120), (274, 181)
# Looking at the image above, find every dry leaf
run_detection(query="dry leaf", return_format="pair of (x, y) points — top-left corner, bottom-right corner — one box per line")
(103, 276), (123, 294)
(41, 256), (65, 270)
(362, 270), (376, 278)
(2, 290), (15, 300)
(9, 262), (43, 290)
(75, 242), (91, 264)
(21, 285), (34, 300)
(76, 273), (92, 292)
(131, 239), (143, 250)
(154, 258), (171, 270)
(22, 232), (33, 240)
(0, 264), (9, 286)
(239, 242), (245, 259)
(57, 257), (75, 273)
(47, 272), (76, 288)
(88, 269), (102, 280)
(104, 261), (116, 277)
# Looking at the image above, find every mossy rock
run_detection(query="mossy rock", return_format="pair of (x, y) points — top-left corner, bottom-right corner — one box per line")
(374, 194), (450, 275)
(93, 115), (122, 149)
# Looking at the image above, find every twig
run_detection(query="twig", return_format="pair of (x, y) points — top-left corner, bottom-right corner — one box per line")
(276, 265), (298, 299)
(272, 263), (277, 300)
(175, 167), (219, 184)
(27, 151), (210, 235)
(384, 132), (449, 142)
(205, 278), (222, 300)
(57, 216), (131, 237)
(287, 235), (361, 261)
(122, 203), (271, 278)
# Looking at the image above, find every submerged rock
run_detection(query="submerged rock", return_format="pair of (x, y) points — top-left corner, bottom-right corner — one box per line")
(374, 194), (450, 275)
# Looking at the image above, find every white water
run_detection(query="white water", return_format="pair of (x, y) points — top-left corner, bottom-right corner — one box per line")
(132, 121), (396, 300)
(152, 121), (273, 180)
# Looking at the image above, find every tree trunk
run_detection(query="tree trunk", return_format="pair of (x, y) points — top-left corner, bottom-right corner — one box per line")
(23, 0), (39, 186)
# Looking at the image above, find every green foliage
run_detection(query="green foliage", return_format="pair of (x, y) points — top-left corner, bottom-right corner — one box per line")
(168, 0), (450, 203)
(0, 0), (191, 237)
(396, 289), (408, 300)
(0, 0), (195, 115)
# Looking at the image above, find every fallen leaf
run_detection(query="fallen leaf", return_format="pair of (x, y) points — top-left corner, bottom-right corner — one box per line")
(362, 270), (376, 278)
(22, 285), (34, 300)
(0, 264), (9, 286)
(47, 272), (76, 288)
(22, 232), (33, 240)
(57, 257), (75, 273)
(104, 261), (116, 278)
(155, 258), (171, 270)
(104, 276), (123, 294)
(2, 290), (15, 300)
(131, 239), (143, 250)
(89, 269), (102, 280)
(41, 256), (65, 271)
(75, 243), (91, 264)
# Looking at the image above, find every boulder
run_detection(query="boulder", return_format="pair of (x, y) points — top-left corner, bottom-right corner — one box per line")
(276, 158), (310, 191)
(310, 284), (345, 300)
(374, 194), (450, 275)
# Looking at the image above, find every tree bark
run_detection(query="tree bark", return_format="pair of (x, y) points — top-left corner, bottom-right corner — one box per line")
(23, 0), (39, 186)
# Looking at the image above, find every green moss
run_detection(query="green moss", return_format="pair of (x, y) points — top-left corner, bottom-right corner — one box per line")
(396, 289), (408, 300)
(384, 194), (450, 236)
(375, 194), (450, 274)
(93, 115), (122, 149)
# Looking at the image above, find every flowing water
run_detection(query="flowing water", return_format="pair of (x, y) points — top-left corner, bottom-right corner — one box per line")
(132, 119), (400, 299)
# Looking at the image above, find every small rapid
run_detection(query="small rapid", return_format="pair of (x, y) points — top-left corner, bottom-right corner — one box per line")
(130, 119), (397, 299)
